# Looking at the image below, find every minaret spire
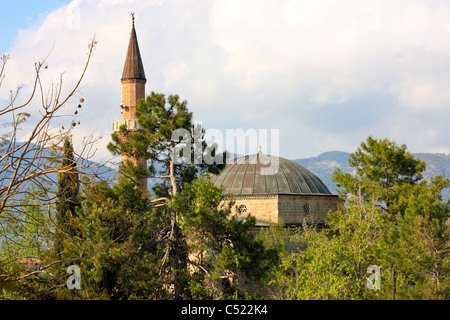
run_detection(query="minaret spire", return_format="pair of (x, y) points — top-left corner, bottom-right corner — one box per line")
(122, 13), (146, 81)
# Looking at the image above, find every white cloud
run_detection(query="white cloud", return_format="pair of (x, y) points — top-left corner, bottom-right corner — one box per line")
(2, 0), (450, 161)
(310, 84), (350, 106)
(164, 61), (187, 88)
(391, 78), (450, 111)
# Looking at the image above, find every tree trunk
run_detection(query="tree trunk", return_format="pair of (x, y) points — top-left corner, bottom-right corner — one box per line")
(167, 150), (189, 299)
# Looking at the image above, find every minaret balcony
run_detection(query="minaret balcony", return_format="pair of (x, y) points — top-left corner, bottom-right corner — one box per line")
(112, 119), (144, 132)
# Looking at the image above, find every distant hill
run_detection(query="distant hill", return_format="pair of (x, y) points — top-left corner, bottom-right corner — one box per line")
(0, 142), (118, 195)
(293, 151), (351, 195)
(293, 151), (450, 201)
(4, 143), (447, 201)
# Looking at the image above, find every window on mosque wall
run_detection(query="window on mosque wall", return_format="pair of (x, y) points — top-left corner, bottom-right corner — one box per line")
(303, 204), (311, 214)
(237, 204), (248, 214)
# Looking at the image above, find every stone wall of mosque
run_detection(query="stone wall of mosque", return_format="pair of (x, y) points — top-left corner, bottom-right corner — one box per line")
(229, 195), (279, 225)
(229, 194), (343, 226)
(278, 194), (343, 225)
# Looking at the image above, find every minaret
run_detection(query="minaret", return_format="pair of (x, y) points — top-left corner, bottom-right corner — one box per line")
(113, 14), (147, 193)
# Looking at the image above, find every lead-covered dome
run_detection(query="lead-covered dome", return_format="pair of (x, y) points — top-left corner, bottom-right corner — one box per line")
(210, 153), (331, 196)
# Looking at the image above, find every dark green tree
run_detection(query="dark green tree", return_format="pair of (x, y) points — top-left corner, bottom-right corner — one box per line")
(63, 90), (273, 300)
(54, 137), (81, 260)
(172, 176), (278, 299)
(106, 92), (228, 299)
(74, 177), (159, 299)
(331, 136), (449, 299)
(108, 92), (225, 196)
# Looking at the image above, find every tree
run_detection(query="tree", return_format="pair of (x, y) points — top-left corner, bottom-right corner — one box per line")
(172, 176), (278, 299)
(330, 136), (450, 299)
(101, 91), (277, 299)
(107, 92), (223, 298)
(0, 191), (55, 299)
(267, 137), (449, 300)
(0, 41), (105, 216)
(0, 39), (116, 296)
(71, 177), (157, 299)
(266, 187), (385, 300)
(332, 136), (426, 211)
(374, 176), (450, 299)
(108, 92), (225, 195)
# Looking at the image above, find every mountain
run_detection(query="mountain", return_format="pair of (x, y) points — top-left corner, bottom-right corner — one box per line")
(293, 151), (450, 201)
(293, 151), (351, 195)
(0, 142), (118, 196)
(3, 143), (448, 201)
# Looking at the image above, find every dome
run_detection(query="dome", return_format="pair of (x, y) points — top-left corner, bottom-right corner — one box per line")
(210, 153), (332, 196)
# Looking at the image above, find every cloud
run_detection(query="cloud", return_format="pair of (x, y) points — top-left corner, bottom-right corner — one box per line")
(391, 78), (450, 111)
(2, 0), (450, 162)
(163, 61), (187, 88)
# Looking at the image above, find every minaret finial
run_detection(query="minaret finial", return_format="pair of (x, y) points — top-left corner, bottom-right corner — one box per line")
(130, 12), (135, 25)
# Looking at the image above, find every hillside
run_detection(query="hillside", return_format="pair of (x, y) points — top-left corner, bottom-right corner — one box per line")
(0, 142), (118, 196)
(3, 144), (448, 201)
(294, 151), (450, 201)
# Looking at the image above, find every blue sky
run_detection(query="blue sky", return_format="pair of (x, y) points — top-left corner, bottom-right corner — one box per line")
(0, 0), (72, 54)
(1, 0), (450, 162)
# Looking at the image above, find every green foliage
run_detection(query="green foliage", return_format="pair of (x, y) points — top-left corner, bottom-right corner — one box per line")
(107, 91), (225, 194)
(266, 191), (385, 300)
(54, 138), (81, 260)
(349, 136), (426, 187)
(5, 100), (449, 300)
(332, 136), (426, 209)
(267, 136), (450, 300)
(136, 92), (193, 152)
(172, 177), (278, 299)
(65, 178), (162, 300)
(52, 174), (278, 300)
(372, 175), (450, 299)
(30, 91), (268, 300)
(0, 189), (69, 299)
(0, 137), (86, 299)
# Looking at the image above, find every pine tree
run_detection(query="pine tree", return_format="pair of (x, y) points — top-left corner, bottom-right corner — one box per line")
(331, 135), (426, 212)
(96, 92), (275, 299)
(330, 136), (450, 299)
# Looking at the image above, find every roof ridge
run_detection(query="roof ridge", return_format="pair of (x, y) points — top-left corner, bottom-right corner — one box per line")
(278, 158), (293, 193)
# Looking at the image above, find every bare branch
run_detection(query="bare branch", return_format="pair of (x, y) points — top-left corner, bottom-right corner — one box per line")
(0, 38), (102, 215)
(0, 38), (120, 286)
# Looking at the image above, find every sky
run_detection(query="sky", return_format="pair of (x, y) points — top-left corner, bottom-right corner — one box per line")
(1, 0), (450, 164)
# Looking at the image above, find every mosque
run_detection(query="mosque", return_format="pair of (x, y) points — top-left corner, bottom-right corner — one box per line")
(114, 16), (342, 226)
(210, 153), (342, 226)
